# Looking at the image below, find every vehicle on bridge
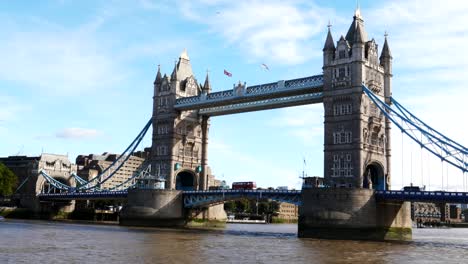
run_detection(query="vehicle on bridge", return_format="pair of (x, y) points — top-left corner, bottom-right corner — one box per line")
(232, 182), (256, 190)
(403, 185), (425, 192)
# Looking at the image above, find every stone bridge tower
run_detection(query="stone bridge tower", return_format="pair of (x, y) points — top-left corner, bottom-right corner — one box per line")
(151, 50), (211, 191)
(299, 9), (411, 241)
(322, 8), (393, 190)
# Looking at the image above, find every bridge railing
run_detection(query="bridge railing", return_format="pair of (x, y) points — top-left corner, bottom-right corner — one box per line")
(174, 75), (324, 110)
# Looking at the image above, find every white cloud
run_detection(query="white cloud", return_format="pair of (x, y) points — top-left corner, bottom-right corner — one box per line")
(0, 31), (122, 96)
(178, 0), (335, 64)
(56, 128), (101, 139)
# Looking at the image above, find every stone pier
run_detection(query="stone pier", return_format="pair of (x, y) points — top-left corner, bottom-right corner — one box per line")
(120, 189), (186, 227)
(299, 188), (412, 240)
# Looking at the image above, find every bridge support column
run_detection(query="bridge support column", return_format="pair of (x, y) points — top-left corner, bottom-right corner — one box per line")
(119, 189), (186, 227)
(298, 189), (412, 241)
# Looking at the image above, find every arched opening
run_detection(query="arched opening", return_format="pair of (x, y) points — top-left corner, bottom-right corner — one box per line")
(175, 171), (195, 191)
(41, 177), (69, 194)
(363, 163), (386, 190)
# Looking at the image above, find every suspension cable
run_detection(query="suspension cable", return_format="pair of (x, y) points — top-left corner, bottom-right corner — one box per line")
(402, 131), (404, 189)
(420, 134), (423, 188)
(410, 140), (413, 186)
(427, 150), (430, 191)
(441, 160), (444, 191)
(83, 118), (152, 187)
(362, 85), (467, 173)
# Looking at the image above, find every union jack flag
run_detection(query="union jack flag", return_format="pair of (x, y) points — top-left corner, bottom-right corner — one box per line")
(224, 69), (232, 77)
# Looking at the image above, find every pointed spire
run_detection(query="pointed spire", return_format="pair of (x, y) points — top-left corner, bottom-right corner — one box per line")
(171, 60), (178, 81)
(354, 1), (362, 19)
(380, 32), (392, 60)
(180, 48), (190, 61)
(346, 8), (367, 45)
(154, 64), (162, 84)
(354, 22), (366, 43)
(323, 22), (336, 51)
(203, 70), (211, 92)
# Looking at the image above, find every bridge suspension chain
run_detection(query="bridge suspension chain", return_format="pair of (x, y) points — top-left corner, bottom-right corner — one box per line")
(37, 118), (152, 193)
(77, 118), (152, 191)
(362, 85), (467, 174)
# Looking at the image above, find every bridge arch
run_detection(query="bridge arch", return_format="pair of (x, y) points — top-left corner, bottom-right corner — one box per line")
(183, 190), (301, 208)
(364, 161), (386, 191)
(175, 170), (197, 191)
(39, 176), (71, 194)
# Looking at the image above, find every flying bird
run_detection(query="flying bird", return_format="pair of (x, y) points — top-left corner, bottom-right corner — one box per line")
(261, 63), (270, 71)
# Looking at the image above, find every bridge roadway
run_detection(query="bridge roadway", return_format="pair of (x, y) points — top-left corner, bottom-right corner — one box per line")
(37, 189), (468, 206)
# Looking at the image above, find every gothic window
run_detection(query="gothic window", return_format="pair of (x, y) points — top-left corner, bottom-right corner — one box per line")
(339, 50), (346, 59)
(371, 132), (378, 145)
(338, 67), (345, 78)
(157, 123), (168, 135)
(331, 153), (353, 177)
(334, 103), (352, 116)
(156, 145), (168, 156)
(333, 130), (352, 144)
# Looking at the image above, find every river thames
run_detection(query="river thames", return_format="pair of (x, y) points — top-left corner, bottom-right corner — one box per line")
(1, 219), (467, 263)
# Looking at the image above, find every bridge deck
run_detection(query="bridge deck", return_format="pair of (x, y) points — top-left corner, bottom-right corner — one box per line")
(37, 189), (468, 205)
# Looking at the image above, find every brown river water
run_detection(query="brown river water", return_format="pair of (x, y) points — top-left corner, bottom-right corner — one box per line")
(0, 219), (467, 263)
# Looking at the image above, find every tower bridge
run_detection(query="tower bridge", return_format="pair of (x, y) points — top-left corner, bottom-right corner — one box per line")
(28, 8), (468, 241)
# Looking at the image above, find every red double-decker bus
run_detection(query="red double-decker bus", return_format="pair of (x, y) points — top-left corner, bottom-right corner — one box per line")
(232, 181), (256, 190)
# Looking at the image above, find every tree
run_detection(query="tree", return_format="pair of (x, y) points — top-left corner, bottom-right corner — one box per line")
(224, 200), (236, 212)
(0, 162), (18, 196)
(235, 198), (250, 213)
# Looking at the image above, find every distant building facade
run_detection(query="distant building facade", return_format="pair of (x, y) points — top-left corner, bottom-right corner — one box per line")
(76, 151), (147, 190)
(0, 154), (76, 211)
(302, 176), (324, 188)
(274, 202), (298, 222)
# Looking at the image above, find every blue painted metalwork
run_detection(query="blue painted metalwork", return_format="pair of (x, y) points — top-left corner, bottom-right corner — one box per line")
(38, 190), (128, 200)
(362, 85), (467, 173)
(78, 118), (152, 191)
(37, 188), (468, 206)
(174, 75), (324, 113)
(375, 190), (468, 204)
(199, 92), (323, 116)
(183, 189), (302, 208)
(71, 173), (88, 186)
(39, 170), (73, 191)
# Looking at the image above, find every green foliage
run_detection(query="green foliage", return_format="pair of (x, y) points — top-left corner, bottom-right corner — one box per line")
(224, 200), (236, 212)
(224, 199), (280, 215)
(0, 162), (18, 196)
(235, 199), (250, 213)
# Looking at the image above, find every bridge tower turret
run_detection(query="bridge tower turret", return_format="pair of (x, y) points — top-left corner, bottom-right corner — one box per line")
(151, 49), (208, 191)
(322, 8), (391, 190)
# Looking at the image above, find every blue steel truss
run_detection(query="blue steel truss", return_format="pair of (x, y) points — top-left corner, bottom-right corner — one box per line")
(362, 85), (467, 173)
(77, 118), (152, 191)
(37, 188), (468, 205)
(38, 190), (128, 200)
(36, 118), (152, 194)
(199, 92), (323, 116)
(183, 189), (302, 208)
(174, 75), (324, 115)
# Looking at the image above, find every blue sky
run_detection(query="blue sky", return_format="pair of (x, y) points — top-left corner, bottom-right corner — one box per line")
(1, 0), (467, 190)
